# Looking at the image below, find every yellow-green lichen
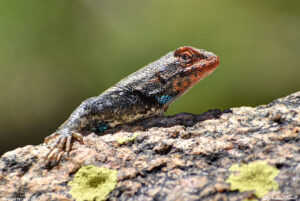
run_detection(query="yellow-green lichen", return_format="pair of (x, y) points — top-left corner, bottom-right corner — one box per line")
(68, 165), (117, 201)
(226, 161), (279, 198)
(116, 133), (139, 145)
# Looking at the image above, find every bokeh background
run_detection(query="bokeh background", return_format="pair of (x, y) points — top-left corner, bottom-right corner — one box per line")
(1, 0), (299, 155)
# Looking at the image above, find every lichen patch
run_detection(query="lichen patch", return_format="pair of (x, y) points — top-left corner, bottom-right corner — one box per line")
(226, 161), (279, 198)
(68, 165), (117, 201)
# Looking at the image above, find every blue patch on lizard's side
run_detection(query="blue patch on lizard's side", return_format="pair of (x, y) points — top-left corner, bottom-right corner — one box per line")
(96, 122), (108, 133)
(155, 95), (173, 105)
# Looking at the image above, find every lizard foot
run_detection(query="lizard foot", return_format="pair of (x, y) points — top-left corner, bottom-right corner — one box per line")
(44, 130), (83, 164)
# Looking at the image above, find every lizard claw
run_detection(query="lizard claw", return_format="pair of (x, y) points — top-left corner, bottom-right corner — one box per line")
(45, 130), (84, 164)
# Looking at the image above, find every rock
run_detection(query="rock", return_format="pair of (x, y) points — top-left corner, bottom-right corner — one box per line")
(0, 91), (299, 201)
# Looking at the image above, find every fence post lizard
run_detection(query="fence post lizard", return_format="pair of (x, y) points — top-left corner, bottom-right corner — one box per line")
(44, 46), (220, 164)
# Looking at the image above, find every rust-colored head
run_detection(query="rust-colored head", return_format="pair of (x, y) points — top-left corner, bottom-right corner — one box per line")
(172, 46), (219, 95)
(174, 46), (219, 72)
(122, 46), (219, 107)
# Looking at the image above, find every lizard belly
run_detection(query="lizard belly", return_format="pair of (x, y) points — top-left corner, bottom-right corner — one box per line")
(114, 106), (163, 125)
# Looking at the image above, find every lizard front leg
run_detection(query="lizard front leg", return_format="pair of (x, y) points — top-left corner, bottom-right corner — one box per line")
(44, 100), (91, 164)
(44, 128), (83, 163)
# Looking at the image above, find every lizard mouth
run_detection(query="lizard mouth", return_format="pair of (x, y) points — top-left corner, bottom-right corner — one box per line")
(184, 50), (219, 78)
(197, 53), (220, 75)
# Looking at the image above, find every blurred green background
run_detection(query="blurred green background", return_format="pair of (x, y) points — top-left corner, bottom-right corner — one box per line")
(1, 0), (299, 154)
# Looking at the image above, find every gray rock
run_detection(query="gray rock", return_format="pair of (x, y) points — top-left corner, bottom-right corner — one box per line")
(0, 91), (299, 201)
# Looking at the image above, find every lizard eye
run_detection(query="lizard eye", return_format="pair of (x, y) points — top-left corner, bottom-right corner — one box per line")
(179, 52), (195, 63)
(180, 54), (190, 61)
(174, 47), (198, 65)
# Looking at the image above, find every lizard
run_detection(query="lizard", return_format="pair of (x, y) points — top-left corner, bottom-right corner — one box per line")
(44, 46), (220, 164)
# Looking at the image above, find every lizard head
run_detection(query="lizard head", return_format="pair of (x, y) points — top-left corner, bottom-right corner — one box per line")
(120, 46), (219, 108)
(166, 46), (219, 97)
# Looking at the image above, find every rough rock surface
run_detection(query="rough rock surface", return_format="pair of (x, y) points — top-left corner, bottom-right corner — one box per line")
(0, 91), (299, 201)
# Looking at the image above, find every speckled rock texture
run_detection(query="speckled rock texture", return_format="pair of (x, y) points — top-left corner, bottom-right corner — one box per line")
(0, 92), (299, 201)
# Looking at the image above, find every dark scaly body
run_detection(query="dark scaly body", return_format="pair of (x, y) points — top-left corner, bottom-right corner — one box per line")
(45, 46), (220, 163)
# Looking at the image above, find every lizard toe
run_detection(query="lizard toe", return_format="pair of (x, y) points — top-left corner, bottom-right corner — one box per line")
(72, 132), (84, 144)
(56, 151), (64, 162)
(46, 136), (63, 161)
(45, 131), (84, 163)
(65, 135), (72, 153)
